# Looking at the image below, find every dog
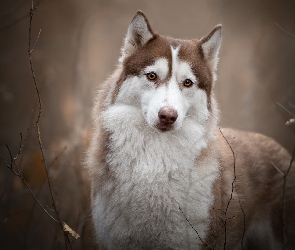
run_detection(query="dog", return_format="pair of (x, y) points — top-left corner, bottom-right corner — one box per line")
(85, 11), (295, 249)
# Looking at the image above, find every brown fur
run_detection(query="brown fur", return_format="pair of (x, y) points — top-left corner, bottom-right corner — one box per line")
(204, 128), (295, 249)
(177, 39), (214, 108)
(87, 68), (122, 197)
(114, 34), (214, 109)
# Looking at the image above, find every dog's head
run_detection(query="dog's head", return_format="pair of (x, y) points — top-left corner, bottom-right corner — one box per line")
(109, 11), (221, 132)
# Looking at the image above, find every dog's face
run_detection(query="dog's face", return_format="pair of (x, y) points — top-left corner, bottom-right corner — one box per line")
(112, 11), (221, 132)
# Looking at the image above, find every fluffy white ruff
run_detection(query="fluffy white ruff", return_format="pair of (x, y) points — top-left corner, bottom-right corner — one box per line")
(92, 104), (219, 249)
(103, 104), (208, 170)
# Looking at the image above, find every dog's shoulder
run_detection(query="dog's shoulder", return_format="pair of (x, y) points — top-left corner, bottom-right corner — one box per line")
(217, 128), (291, 167)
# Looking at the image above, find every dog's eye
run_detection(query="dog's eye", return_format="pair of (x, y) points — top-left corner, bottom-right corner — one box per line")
(183, 79), (194, 87)
(146, 72), (157, 81)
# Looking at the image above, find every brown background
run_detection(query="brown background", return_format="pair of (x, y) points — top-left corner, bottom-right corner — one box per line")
(0, 0), (295, 249)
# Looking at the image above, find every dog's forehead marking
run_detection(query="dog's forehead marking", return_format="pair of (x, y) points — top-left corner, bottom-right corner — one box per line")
(171, 45), (180, 78)
(170, 40), (180, 50)
(170, 44), (197, 84)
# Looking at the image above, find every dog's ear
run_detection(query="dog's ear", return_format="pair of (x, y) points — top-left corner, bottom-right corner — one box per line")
(120, 11), (155, 61)
(199, 25), (222, 72)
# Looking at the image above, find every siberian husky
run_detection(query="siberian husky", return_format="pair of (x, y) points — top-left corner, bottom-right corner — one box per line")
(86, 11), (295, 249)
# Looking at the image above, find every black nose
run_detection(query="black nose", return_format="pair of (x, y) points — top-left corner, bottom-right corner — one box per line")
(158, 107), (178, 125)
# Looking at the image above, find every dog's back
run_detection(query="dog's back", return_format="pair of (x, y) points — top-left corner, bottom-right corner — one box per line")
(206, 128), (295, 249)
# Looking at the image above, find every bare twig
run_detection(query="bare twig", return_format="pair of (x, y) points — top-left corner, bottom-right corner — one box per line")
(179, 206), (211, 249)
(282, 146), (295, 249)
(275, 22), (295, 38)
(1, 2), (79, 249)
(0, 0), (44, 31)
(28, 2), (42, 124)
(48, 146), (67, 167)
(285, 146), (295, 176)
(271, 145), (295, 249)
(219, 128), (246, 250)
(285, 233), (295, 248)
(30, 28), (41, 54)
(276, 102), (295, 118)
(1, 130), (29, 176)
(1, 147), (20, 177)
(1, 143), (58, 222)
(270, 161), (285, 176)
(28, 1), (73, 249)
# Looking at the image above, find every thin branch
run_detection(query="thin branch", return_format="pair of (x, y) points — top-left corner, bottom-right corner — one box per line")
(272, 145), (295, 249)
(237, 193), (246, 249)
(0, 0), (44, 31)
(28, 1), (72, 249)
(1, 128), (30, 176)
(270, 161), (285, 176)
(275, 22), (295, 38)
(282, 145), (295, 249)
(28, 4), (42, 124)
(179, 206), (210, 249)
(14, 129), (30, 162)
(285, 146), (295, 176)
(30, 28), (41, 54)
(1, 2), (75, 249)
(48, 146), (67, 168)
(276, 102), (295, 118)
(285, 233), (295, 248)
(219, 128), (246, 250)
(1, 144), (58, 222)
(6, 143), (22, 175)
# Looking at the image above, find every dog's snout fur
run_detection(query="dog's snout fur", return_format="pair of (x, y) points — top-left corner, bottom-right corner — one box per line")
(158, 106), (178, 125)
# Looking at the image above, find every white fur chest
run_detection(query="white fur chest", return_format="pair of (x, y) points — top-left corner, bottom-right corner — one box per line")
(91, 104), (220, 250)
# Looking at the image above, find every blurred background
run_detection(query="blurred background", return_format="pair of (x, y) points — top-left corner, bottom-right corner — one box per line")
(0, 0), (294, 249)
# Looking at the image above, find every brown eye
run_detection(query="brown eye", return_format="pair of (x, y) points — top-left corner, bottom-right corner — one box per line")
(146, 72), (157, 81)
(183, 79), (194, 87)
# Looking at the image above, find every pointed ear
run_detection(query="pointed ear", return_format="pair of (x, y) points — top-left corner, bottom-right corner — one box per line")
(120, 11), (155, 61)
(200, 25), (222, 71)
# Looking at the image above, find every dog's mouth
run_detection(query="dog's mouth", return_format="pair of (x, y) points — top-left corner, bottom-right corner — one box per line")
(155, 123), (174, 132)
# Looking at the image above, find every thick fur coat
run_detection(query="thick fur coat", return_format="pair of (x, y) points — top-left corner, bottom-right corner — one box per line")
(86, 11), (295, 250)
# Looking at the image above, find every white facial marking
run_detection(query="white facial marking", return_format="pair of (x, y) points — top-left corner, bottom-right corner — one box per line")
(144, 58), (169, 80)
(115, 58), (169, 107)
(141, 45), (207, 130)
(171, 45), (197, 85)
(114, 45), (209, 132)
